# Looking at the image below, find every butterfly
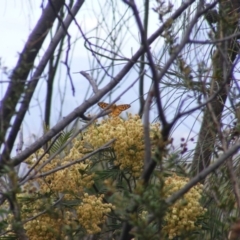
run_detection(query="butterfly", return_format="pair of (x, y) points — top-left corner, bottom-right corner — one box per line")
(98, 102), (131, 117)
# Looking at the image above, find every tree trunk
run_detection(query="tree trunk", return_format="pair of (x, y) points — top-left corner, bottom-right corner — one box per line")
(191, 0), (240, 175)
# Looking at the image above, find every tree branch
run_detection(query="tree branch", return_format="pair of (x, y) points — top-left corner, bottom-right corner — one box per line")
(0, 0), (65, 154)
(1, 0), (85, 165)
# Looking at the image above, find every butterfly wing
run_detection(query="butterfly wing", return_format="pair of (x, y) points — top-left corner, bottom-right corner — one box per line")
(111, 104), (131, 117)
(98, 102), (130, 117)
(98, 102), (109, 109)
(98, 102), (115, 116)
(117, 104), (131, 111)
(110, 108), (122, 117)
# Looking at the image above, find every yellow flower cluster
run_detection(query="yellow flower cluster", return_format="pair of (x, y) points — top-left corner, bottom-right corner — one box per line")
(139, 210), (148, 220)
(23, 209), (76, 240)
(2, 114), (163, 238)
(24, 143), (96, 196)
(16, 142), (113, 237)
(82, 114), (160, 177)
(25, 148), (49, 165)
(83, 114), (144, 176)
(10, 191), (113, 239)
(38, 160), (94, 199)
(162, 174), (206, 239)
(76, 193), (113, 234)
(1, 195), (77, 240)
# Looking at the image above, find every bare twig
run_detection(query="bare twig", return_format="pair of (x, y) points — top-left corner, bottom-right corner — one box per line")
(189, 32), (240, 44)
(123, 0), (168, 129)
(19, 115), (110, 186)
(14, 126), (24, 175)
(25, 139), (115, 181)
(16, 127), (24, 155)
(83, 37), (131, 62)
(80, 71), (99, 94)
(0, 195), (64, 237)
(1, 0), (85, 167)
(20, 132), (62, 183)
(206, 99), (240, 211)
(167, 73), (235, 136)
(227, 157), (240, 213)
(7, 168), (28, 240)
(64, 3), (113, 79)
(23, 195), (64, 224)
(60, 2), (76, 96)
(0, 0), (66, 165)
(166, 143), (240, 205)
(143, 84), (154, 168)
(138, 0), (149, 117)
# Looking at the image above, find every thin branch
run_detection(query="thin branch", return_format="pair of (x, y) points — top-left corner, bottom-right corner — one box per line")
(44, 32), (65, 128)
(14, 126), (24, 175)
(166, 143), (240, 205)
(123, 0), (168, 129)
(143, 84), (154, 168)
(7, 168), (28, 239)
(59, 2), (76, 96)
(1, 0), (85, 166)
(25, 139), (115, 181)
(25, 196), (63, 223)
(138, 0), (149, 117)
(20, 132), (62, 183)
(83, 37), (131, 62)
(189, 32), (240, 44)
(80, 71), (99, 94)
(168, 73), (235, 135)
(0, 195), (64, 237)
(19, 114), (109, 186)
(0, 0), (65, 160)
(16, 127), (24, 155)
(206, 98), (240, 210)
(64, 3), (113, 79)
(227, 157), (240, 213)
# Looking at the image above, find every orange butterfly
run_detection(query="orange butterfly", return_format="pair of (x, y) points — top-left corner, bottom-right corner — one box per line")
(98, 102), (131, 117)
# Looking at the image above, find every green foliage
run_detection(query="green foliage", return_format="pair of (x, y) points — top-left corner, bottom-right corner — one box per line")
(49, 130), (73, 155)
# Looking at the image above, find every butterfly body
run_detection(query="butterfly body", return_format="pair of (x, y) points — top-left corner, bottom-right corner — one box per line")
(98, 102), (130, 117)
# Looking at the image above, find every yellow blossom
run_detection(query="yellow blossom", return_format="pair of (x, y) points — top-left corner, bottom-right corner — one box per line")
(162, 174), (206, 238)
